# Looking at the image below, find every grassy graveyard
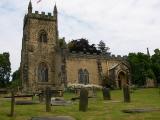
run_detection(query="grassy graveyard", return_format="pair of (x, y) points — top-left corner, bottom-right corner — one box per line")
(0, 88), (160, 120)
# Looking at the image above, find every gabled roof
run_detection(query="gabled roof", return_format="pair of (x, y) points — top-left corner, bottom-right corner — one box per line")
(109, 62), (129, 71)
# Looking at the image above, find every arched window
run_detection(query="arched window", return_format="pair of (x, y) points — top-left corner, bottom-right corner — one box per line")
(39, 30), (47, 43)
(78, 69), (89, 85)
(84, 69), (89, 85)
(78, 69), (84, 84)
(38, 63), (48, 82)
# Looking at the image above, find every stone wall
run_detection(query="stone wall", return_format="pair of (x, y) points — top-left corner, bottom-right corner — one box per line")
(66, 55), (100, 85)
(65, 52), (126, 86)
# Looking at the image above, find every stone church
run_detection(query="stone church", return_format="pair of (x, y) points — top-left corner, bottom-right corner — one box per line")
(20, 1), (131, 92)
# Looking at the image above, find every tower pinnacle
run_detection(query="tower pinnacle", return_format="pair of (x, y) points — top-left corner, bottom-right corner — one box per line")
(147, 48), (150, 57)
(54, 4), (58, 18)
(28, 0), (32, 14)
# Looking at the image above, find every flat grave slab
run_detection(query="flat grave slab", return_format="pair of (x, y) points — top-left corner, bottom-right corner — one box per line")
(122, 108), (160, 113)
(15, 101), (39, 105)
(51, 97), (72, 106)
(104, 100), (121, 103)
(31, 116), (75, 120)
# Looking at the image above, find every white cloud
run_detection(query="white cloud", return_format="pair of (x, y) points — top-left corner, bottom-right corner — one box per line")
(0, 0), (160, 73)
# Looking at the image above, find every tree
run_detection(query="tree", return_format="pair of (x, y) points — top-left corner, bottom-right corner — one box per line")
(10, 68), (21, 89)
(151, 49), (160, 84)
(59, 37), (67, 48)
(98, 40), (110, 53)
(127, 52), (155, 86)
(68, 38), (99, 53)
(0, 52), (11, 87)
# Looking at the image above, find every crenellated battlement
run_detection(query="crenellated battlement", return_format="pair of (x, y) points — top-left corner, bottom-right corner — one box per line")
(23, 11), (57, 29)
(34, 11), (53, 16)
(26, 11), (56, 21)
(67, 51), (128, 60)
(26, 0), (57, 22)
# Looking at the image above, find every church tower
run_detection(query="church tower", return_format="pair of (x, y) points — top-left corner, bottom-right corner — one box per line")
(20, 1), (60, 92)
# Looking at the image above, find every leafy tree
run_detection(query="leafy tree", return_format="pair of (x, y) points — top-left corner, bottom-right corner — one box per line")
(151, 49), (160, 84)
(128, 52), (155, 86)
(0, 52), (11, 88)
(98, 40), (110, 53)
(59, 37), (67, 48)
(10, 68), (21, 89)
(68, 38), (99, 53)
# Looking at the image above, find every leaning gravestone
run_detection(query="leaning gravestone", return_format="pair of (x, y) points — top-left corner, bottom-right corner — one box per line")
(102, 87), (111, 100)
(79, 87), (88, 112)
(123, 85), (131, 103)
(31, 116), (75, 120)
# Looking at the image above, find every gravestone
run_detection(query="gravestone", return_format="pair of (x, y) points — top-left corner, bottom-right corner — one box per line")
(10, 90), (15, 117)
(79, 88), (88, 112)
(45, 87), (51, 112)
(123, 85), (131, 103)
(39, 91), (45, 103)
(102, 87), (111, 100)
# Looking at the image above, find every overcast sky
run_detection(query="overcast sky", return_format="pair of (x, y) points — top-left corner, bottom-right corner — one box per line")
(0, 0), (160, 73)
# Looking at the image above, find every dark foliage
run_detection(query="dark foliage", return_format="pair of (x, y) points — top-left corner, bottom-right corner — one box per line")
(98, 40), (110, 53)
(68, 38), (100, 54)
(0, 52), (11, 88)
(151, 49), (160, 84)
(11, 68), (21, 88)
(127, 49), (160, 86)
(128, 52), (155, 86)
(59, 37), (67, 48)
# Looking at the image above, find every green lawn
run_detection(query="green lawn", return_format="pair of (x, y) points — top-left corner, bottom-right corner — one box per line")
(0, 88), (160, 120)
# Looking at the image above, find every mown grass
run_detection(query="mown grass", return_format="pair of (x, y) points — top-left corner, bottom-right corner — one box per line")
(0, 88), (160, 120)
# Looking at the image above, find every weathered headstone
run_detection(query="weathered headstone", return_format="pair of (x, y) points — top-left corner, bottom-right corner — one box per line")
(39, 92), (45, 103)
(10, 90), (15, 117)
(102, 87), (111, 100)
(79, 88), (88, 112)
(45, 87), (51, 112)
(123, 85), (131, 103)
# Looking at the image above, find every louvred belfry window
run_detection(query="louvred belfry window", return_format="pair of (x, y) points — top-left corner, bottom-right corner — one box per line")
(39, 30), (48, 43)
